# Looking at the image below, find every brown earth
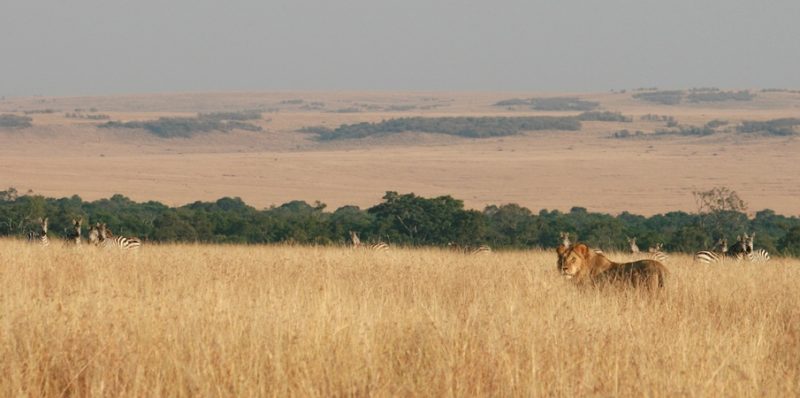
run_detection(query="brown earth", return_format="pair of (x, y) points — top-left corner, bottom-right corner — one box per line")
(1, 90), (799, 215)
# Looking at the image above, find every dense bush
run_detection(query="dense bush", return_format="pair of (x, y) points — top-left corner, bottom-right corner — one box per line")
(198, 110), (262, 121)
(577, 111), (632, 122)
(632, 91), (684, 105)
(0, 114), (33, 129)
(305, 116), (582, 140)
(100, 112), (263, 138)
(2, 189), (798, 255)
(494, 97), (599, 111)
(738, 118), (800, 136)
(687, 90), (755, 102)
(610, 129), (644, 139)
(654, 126), (715, 137)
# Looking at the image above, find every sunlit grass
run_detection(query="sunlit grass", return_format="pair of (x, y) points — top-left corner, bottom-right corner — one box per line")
(0, 239), (797, 396)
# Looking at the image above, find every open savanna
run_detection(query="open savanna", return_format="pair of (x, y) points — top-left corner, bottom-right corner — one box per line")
(2, 91), (800, 215)
(1, 239), (798, 396)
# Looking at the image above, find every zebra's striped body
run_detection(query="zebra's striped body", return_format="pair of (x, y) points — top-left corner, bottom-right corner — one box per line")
(349, 231), (389, 251)
(97, 223), (141, 250)
(748, 249), (770, 264)
(693, 250), (745, 264)
(448, 242), (492, 255)
(647, 243), (668, 263)
(101, 235), (142, 250)
(66, 218), (82, 245)
(27, 218), (50, 247)
(647, 251), (669, 263)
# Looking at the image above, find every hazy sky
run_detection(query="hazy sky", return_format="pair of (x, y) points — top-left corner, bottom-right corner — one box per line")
(2, 0), (798, 96)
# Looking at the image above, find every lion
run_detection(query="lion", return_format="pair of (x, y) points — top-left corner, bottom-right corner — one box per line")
(556, 243), (668, 289)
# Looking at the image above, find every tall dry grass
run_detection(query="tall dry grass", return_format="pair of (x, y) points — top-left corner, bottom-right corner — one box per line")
(0, 238), (798, 397)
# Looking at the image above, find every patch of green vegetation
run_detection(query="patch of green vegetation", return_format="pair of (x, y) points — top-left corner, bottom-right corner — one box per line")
(494, 97), (599, 111)
(0, 114), (33, 129)
(738, 118), (800, 136)
(610, 129), (645, 139)
(686, 90), (755, 102)
(577, 111), (632, 122)
(632, 90), (684, 105)
(100, 112), (263, 138)
(303, 116), (582, 140)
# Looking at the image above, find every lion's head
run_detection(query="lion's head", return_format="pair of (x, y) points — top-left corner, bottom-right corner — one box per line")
(556, 243), (592, 279)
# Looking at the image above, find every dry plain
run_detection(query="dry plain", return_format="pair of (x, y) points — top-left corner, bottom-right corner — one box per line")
(1, 240), (798, 397)
(1, 90), (799, 215)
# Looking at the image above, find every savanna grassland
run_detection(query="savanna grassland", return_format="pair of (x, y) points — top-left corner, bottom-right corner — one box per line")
(2, 90), (800, 215)
(1, 239), (798, 397)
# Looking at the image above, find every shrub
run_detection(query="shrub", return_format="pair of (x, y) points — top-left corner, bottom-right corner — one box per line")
(632, 91), (684, 105)
(577, 111), (632, 122)
(686, 90), (755, 102)
(100, 113), (263, 138)
(304, 116), (582, 141)
(0, 114), (32, 129)
(493, 97), (599, 111)
(738, 118), (800, 136)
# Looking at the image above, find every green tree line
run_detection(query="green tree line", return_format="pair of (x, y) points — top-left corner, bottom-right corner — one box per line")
(2, 188), (799, 256)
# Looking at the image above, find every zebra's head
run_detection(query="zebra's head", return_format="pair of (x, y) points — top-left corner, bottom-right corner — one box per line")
(627, 237), (639, 253)
(98, 223), (111, 240)
(559, 232), (571, 247)
(349, 231), (360, 246)
(744, 232), (755, 253)
(716, 238), (728, 253)
(648, 243), (663, 252)
(39, 217), (48, 236)
(88, 223), (100, 245)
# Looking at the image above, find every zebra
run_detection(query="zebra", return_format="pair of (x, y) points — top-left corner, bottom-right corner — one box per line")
(66, 218), (82, 245)
(88, 222), (101, 245)
(647, 242), (669, 263)
(742, 232), (770, 263)
(27, 217), (50, 247)
(627, 237), (640, 254)
(349, 231), (389, 251)
(727, 234), (750, 258)
(559, 232), (572, 248)
(448, 242), (492, 255)
(97, 223), (142, 250)
(748, 249), (771, 264)
(694, 237), (745, 264)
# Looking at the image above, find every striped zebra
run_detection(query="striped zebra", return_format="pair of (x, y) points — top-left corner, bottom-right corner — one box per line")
(97, 223), (142, 250)
(694, 237), (745, 264)
(647, 242), (669, 263)
(88, 222), (101, 245)
(66, 218), (82, 245)
(448, 242), (492, 255)
(742, 232), (770, 263)
(627, 237), (640, 254)
(747, 249), (771, 264)
(27, 217), (50, 247)
(349, 231), (389, 251)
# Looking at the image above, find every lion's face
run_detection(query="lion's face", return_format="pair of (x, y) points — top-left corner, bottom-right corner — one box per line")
(560, 251), (585, 278)
(556, 244), (589, 278)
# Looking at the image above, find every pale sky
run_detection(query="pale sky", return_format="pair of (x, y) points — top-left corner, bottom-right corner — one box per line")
(1, 0), (798, 96)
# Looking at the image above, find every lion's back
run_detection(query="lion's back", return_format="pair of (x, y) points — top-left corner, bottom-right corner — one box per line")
(596, 258), (668, 289)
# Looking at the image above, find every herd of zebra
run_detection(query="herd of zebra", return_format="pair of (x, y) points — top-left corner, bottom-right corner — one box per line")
(22, 217), (770, 263)
(25, 217), (142, 250)
(559, 232), (770, 265)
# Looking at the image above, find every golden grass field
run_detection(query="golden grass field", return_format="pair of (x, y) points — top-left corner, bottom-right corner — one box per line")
(2, 91), (800, 215)
(1, 239), (798, 397)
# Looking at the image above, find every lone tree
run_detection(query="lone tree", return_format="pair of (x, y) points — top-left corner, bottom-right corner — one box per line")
(693, 187), (749, 243)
